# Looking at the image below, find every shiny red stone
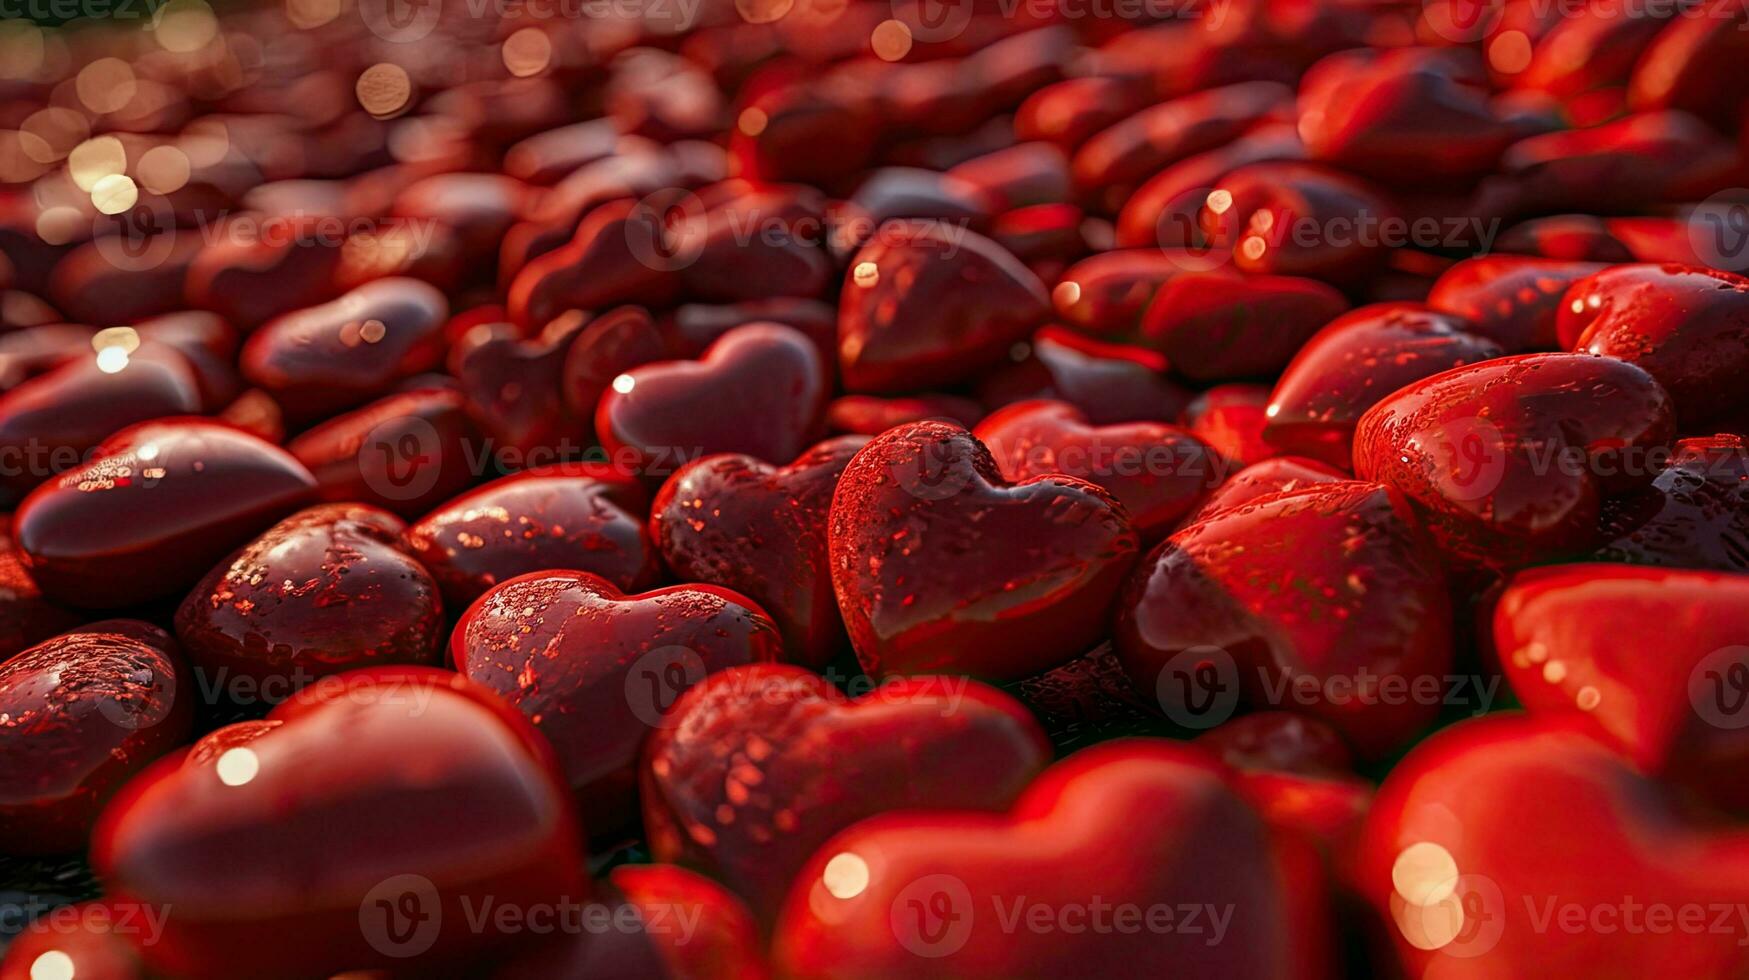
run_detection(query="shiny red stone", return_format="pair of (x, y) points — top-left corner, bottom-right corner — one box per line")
(451, 570), (781, 838)
(0, 621), (190, 854)
(1183, 383), (1278, 468)
(406, 461), (658, 610)
(174, 504), (445, 701)
(14, 420), (318, 608)
(1595, 435), (1749, 571)
(651, 437), (867, 669)
(829, 421), (1138, 681)
(643, 663), (1050, 924)
(1424, 255), (1608, 351)
(977, 330), (1192, 424)
(92, 667), (584, 979)
(1190, 455), (1346, 521)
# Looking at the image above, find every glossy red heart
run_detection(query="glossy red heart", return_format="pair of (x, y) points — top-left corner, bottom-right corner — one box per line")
(1183, 383), (1277, 467)
(287, 387), (481, 519)
(451, 314), (591, 464)
(1560, 263), (1749, 423)
(175, 504), (445, 701)
(1263, 303), (1504, 469)
(828, 420), (1139, 681)
(407, 461), (657, 610)
(1425, 255), (1608, 352)
(975, 399), (1220, 540)
(92, 667), (584, 979)
(1197, 162), (1396, 285)
(642, 663), (1050, 925)
(451, 570), (782, 838)
(1189, 456), (1346, 521)
(1138, 268), (1349, 381)
(837, 222), (1050, 393)
(1594, 435), (1749, 571)
(1495, 563), (1749, 811)
(1116, 481), (1453, 759)
(651, 436), (867, 670)
(0, 620), (190, 854)
(506, 197), (681, 330)
(598, 323), (828, 473)
(976, 330), (1192, 425)
(1356, 714), (1749, 977)
(14, 420), (318, 608)
(772, 739), (1330, 979)
(0, 528), (77, 660)
(1353, 353), (1677, 569)
(240, 277), (449, 426)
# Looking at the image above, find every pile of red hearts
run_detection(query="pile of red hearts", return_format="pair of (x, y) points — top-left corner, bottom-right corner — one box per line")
(3, 0), (1749, 975)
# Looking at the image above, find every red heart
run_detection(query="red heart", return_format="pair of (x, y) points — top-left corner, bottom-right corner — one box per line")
(1495, 563), (1749, 811)
(974, 399), (1219, 540)
(828, 421), (1139, 681)
(0, 531), (77, 660)
(771, 739), (1330, 978)
(598, 323), (828, 473)
(1264, 303), (1504, 469)
(837, 222), (1049, 393)
(1116, 481), (1453, 759)
(451, 570), (782, 838)
(1425, 255), (1607, 351)
(506, 198), (681, 330)
(1139, 269), (1349, 381)
(175, 504), (446, 698)
(406, 461), (658, 610)
(14, 420), (318, 609)
(1562, 263), (1749, 423)
(651, 436), (868, 669)
(976, 330), (1192, 425)
(1356, 714), (1749, 977)
(288, 387), (482, 519)
(641, 663), (1050, 925)
(0, 620), (190, 854)
(1184, 383), (1277, 468)
(450, 314), (590, 464)
(1353, 352), (1676, 569)
(92, 667), (584, 979)
(1594, 435), (1749, 571)
(1189, 455), (1345, 522)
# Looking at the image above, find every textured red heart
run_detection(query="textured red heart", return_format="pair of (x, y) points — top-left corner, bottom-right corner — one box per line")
(1593, 435), (1749, 571)
(641, 663), (1050, 925)
(1138, 269), (1349, 381)
(1263, 303), (1504, 469)
(828, 421), (1139, 681)
(651, 436), (868, 669)
(597, 322), (828, 473)
(1495, 563), (1749, 811)
(1188, 456), (1346, 522)
(1425, 255), (1607, 351)
(451, 570), (782, 838)
(1352, 352), (1676, 569)
(92, 667), (584, 979)
(1356, 714), (1749, 977)
(974, 399), (1219, 540)
(772, 739), (1330, 978)
(1116, 481), (1453, 759)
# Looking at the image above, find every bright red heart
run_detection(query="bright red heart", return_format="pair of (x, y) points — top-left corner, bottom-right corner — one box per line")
(771, 739), (1330, 979)
(1189, 456), (1346, 521)
(451, 570), (782, 838)
(0, 620), (190, 854)
(1495, 563), (1749, 811)
(1183, 383), (1277, 468)
(92, 667), (584, 979)
(1352, 352), (1676, 569)
(641, 663), (1050, 925)
(175, 504), (445, 700)
(406, 461), (658, 610)
(597, 323), (828, 473)
(651, 436), (868, 669)
(974, 399), (1220, 540)
(1138, 268), (1349, 381)
(1561, 263), (1749, 423)
(1116, 481), (1453, 759)
(837, 222), (1050, 393)
(1425, 255), (1608, 352)
(0, 529), (77, 660)
(828, 421), (1139, 681)
(14, 420), (318, 608)
(1356, 714), (1749, 977)
(1263, 303), (1504, 469)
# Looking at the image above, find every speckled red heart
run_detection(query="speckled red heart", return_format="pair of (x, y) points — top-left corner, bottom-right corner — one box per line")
(1356, 715), (1749, 977)
(92, 667), (584, 980)
(1559, 263), (1749, 423)
(829, 421), (1139, 682)
(1352, 353), (1676, 569)
(1495, 563), (1749, 811)
(1137, 269), (1349, 381)
(598, 323), (828, 473)
(1263, 303), (1504, 469)
(451, 570), (782, 838)
(1594, 435), (1749, 571)
(1116, 481), (1453, 759)
(175, 504), (445, 700)
(1189, 456), (1346, 522)
(1425, 255), (1607, 352)
(773, 740), (1330, 978)
(975, 399), (1219, 540)
(642, 663), (1050, 925)
(651, 436), (867, 670)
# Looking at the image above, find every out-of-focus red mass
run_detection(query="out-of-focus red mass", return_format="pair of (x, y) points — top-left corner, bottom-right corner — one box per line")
(0, 0), (1748, 975)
